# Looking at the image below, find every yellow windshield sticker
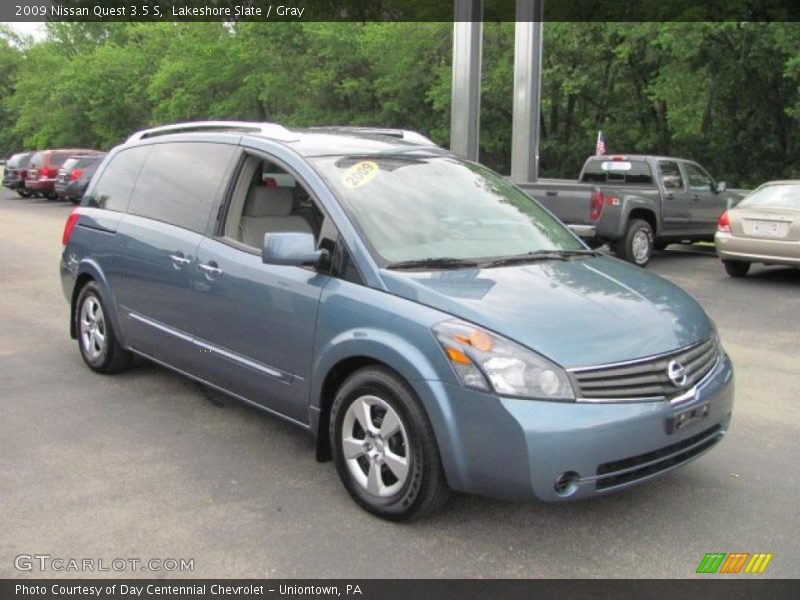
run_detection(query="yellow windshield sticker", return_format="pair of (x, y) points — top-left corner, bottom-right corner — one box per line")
(342, 161), (379, 189)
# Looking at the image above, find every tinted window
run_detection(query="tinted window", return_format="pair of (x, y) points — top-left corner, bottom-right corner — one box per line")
(51, 153), (75, 167)
(684, 163), (713, 191)
(127, 142), (237, 233)
(658, 161), (684, 190)
(28, 153), (44, 170)
(61, 158), (80, 172)
(88, 146), (150, 211)
(7, 153), (31, 168)
(580, 159), (652, 184)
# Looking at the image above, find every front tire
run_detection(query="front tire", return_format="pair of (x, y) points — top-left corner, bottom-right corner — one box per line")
(723, 260), (750, 278)
(617, 219), (654, 266)
(330, 366), (450, 521)
(17, 189), (32, 198)
(75, 282), (132, 373)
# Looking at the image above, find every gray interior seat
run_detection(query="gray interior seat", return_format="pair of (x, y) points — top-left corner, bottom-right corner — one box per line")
(239, 186), (312, 247)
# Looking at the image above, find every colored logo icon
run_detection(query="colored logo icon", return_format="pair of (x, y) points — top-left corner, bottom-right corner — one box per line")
(696, 552), (773, 574)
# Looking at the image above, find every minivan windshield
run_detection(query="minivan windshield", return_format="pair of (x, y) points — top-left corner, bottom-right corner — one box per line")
(310, 154), (583, 266)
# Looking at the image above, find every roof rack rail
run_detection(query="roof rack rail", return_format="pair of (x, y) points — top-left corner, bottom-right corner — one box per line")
(308, 126), (437, 146)
(126, 121), (299, 143)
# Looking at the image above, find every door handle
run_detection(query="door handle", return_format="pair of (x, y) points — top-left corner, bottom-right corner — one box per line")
(665, 193), (674, 200)
(199, 262), (223, 279)
(546, 190), (558, 196)
(692, 195), (700, 201)
(169, 253), (191, 269)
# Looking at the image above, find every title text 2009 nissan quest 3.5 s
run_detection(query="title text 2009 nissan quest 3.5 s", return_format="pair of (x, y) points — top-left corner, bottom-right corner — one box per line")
(61, 122), (734, 520)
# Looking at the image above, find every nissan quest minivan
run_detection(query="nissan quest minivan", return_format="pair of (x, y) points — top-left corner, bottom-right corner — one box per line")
(61, 122), (734, 520)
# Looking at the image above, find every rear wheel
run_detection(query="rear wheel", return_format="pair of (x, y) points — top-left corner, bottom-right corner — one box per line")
(617, 219), (654, 266)
(330, 366), (450, 521)
(17, 189), (32, 198)
(723, 260), (750, 278)
(75, 282), (132, 373)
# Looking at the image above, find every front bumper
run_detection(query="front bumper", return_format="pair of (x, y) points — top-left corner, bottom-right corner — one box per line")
(716, 232), (800, 266)
(426, 352), (734, 502)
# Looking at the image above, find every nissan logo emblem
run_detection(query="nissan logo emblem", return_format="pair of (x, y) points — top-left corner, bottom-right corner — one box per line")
(667, 360), (688, 387)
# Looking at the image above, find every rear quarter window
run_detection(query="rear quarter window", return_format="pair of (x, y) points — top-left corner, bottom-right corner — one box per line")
(125, 142), (238, 234)
(87, 146), (151, 212)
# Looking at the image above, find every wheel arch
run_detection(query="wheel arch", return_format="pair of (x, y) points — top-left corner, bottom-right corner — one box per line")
(70, 260), (126, 347)
(310, 331), (446, 463)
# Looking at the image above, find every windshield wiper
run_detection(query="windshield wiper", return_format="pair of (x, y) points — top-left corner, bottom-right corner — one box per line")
(482, 249), (599, 268)
(385, 257), (480, 271)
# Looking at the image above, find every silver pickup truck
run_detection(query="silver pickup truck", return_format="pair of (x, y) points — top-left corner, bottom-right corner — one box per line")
(519, 155), (748, 266)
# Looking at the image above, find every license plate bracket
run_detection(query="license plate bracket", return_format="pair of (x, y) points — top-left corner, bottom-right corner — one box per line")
(667, 402), (710, 434)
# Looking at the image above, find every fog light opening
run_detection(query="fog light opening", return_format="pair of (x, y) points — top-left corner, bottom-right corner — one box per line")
(554, 471), (580, 497)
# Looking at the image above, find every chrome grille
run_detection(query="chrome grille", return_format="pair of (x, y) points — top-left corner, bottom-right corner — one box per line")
(570, 337), (719, 402)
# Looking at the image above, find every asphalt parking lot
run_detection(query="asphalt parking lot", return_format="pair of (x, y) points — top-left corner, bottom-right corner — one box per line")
(1, 189), (798, 579)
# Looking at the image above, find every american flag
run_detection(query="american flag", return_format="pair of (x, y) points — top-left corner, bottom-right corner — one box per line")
(596, 131), (607, 156)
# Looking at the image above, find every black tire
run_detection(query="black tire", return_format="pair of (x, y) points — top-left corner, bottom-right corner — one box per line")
(17, 189), (32, 198)
(723, 260), (750, 278)
(329, 366), (450, 521)
(69, 196), (81, 205)
(617, 218), (654, 266)
(75, 282), (132, 373)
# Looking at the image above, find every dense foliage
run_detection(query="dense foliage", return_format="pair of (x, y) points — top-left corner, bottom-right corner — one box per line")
(2, 22), (800, 186)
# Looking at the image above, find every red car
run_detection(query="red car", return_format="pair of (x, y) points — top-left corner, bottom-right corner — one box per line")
(26, 149), (103, 199)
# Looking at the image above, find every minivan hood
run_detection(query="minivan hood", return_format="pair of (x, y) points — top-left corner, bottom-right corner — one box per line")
(379, 255), (713, 368)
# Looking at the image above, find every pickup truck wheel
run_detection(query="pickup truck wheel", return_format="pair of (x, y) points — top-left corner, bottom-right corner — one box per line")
(330, 366), (450, 521)
(723, 260), (750, 278)
(618, 219), (654, 266)
(17, 189), (32, 198)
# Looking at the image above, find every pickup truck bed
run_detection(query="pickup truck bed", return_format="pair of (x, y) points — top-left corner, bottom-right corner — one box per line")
(520, 155), (748, 266)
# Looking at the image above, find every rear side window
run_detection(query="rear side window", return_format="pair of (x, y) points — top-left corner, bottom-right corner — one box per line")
(658, 161), (684, 190)
(28, 153), (44, 170)
(127, 142), (237, 234)
(51, 153), (73, 168)
(581, 159), (653, 184)
(88, 146), (150, 211)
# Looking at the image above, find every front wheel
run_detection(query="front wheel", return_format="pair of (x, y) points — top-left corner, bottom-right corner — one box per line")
(75, 282), (132, 373)
(17, 189), (32, 198)
(330, 367), (450, 521)
(723, 260), (750, 278)
(617, 219), (654, 266)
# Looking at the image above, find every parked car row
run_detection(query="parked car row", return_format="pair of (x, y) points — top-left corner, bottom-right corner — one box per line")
(3, 148), (105, 203)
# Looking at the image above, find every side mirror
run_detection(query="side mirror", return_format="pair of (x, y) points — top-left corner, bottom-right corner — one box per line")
(715, 181), (727, 193)
(262, 232), (327, 267)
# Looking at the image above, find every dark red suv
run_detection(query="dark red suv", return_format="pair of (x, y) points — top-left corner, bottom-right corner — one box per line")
(26, 149), (102, 199)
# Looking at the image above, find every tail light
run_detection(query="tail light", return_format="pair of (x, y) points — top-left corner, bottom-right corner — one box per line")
(39, 167), (57, 178)
(717, 211), (731, 233)
(62, 210), (82, 245)
(69, 169), (84, 181)
(590, 190), (604, 221)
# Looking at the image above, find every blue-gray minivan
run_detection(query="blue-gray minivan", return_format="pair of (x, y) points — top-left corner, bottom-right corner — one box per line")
(61, 122), (734, 520)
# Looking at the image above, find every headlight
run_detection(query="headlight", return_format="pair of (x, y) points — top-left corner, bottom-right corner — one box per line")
(432, 320), (575, 401)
